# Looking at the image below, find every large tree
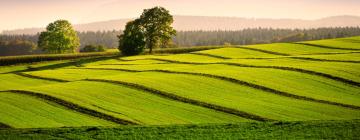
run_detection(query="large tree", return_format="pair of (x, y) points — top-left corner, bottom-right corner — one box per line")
(139, 6), (176, 53)
(118, 20), (146, 56)
(38, 20), (80, 53)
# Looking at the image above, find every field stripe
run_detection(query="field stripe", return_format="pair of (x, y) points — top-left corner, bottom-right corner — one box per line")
(0, 122), (12, 128)
(222, 62), (360, 87)
(77, 68), (360, 110)
(234, 47), (291, 56)
(337, 39), (360, 44)
(120, 58), (360, 87)
(288, 57), (360, 63)
(189, 52), (232, 59)
(299, 51), (360, 56)
(294, 43), (360, 51)
(4, 90), (138, 125)
(85, 79), (272, 122)
(14, 72), (69, 82)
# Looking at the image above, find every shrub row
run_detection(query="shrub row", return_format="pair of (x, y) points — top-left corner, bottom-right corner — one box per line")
(145, 46), (224, 54)
(0, 46), (225, 66)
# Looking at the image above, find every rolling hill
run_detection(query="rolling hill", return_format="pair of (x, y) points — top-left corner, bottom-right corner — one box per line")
(0, 36), (359, 139)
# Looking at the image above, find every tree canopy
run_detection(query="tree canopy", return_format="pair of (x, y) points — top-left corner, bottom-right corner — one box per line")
(118, 20), (146, 56)
(139, 6), (176, 53)
(38, 20), (80, 54)
(118, 7), (176, 55)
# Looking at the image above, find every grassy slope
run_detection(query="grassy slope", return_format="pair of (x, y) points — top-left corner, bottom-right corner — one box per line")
(0, 92), (114, 128)
(23, 81), (248, 125)
(0, 120), (359, 139)
(0, 74), (58, 91)
(17, 36), (360, 122)
(0, 36), (358, 138)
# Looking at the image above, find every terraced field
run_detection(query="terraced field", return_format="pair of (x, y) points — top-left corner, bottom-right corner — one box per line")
(0, 37), (359, 138)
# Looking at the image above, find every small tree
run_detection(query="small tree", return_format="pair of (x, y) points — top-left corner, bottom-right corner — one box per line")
(38, 20), (80, 53)
(80, 45), (106, 52)
(118, 20), (146, 55)
(139, 7), (176, 53)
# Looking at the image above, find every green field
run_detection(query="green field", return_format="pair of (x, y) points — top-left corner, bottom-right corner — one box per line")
(0, 36), (359, 139)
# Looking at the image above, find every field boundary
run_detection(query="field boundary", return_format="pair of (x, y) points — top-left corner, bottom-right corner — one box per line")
(77, 68), (360, 110)
(3, 90), (138, 125)
(85, 79), (272, 122)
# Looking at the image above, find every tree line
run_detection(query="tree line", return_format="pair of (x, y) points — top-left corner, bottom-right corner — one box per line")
(1, 21), (360, 55)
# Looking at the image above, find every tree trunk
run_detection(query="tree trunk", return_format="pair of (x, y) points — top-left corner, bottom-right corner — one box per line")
(149, 45), (153, 54)
(149, 40), (154, 54)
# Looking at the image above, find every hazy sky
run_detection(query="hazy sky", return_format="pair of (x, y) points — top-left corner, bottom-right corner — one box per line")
(0, 0), (359, 32)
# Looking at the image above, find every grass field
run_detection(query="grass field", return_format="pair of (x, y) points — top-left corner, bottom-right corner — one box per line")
(0, 36), (359, 139)
(1, 120), (359, 139)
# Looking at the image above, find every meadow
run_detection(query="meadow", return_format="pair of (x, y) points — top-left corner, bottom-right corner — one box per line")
(0, 36), (359, 139)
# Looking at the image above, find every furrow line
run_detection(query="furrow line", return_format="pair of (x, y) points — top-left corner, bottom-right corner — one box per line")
(190, 52), (232, 59)
(4, 90), (138, 125)
(14, 72), (69, 82)
(85, 79), (273, 122)
(0, 122), (12, 129)
(234, 47), (291, 56)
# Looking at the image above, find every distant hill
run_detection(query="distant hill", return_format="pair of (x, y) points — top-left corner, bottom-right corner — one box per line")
(2, 15), (360, 35)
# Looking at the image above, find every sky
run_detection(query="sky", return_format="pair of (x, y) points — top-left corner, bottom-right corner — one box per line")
(0, 0), (359, 32)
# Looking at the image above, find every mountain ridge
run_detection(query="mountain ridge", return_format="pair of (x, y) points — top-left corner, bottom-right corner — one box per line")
(2, 15), (360, 35)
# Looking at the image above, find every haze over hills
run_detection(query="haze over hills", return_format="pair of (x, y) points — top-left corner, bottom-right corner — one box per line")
(2, 15), (360, 35)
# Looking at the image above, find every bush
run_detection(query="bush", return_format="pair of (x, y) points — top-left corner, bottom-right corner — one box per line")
(80, 45), (107, 52)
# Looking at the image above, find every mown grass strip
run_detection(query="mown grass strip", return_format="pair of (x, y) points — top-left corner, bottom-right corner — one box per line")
(234, 47), (291, 56)
(85, 79), (272, 122)
(14, 72), (69, 83)
(289, 57), (360, 63)
(119, 58), (360, 87)
(294, 43), (360, 51)
(192, 51), (360, 63)
(299, 51), (360, 56)
(0, 122), (11, 129)
(5, 90), (138, 125)
(84, 68), (360, 110)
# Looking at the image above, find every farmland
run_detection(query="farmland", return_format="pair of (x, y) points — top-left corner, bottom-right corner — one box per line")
(0, 36), (359, 139)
